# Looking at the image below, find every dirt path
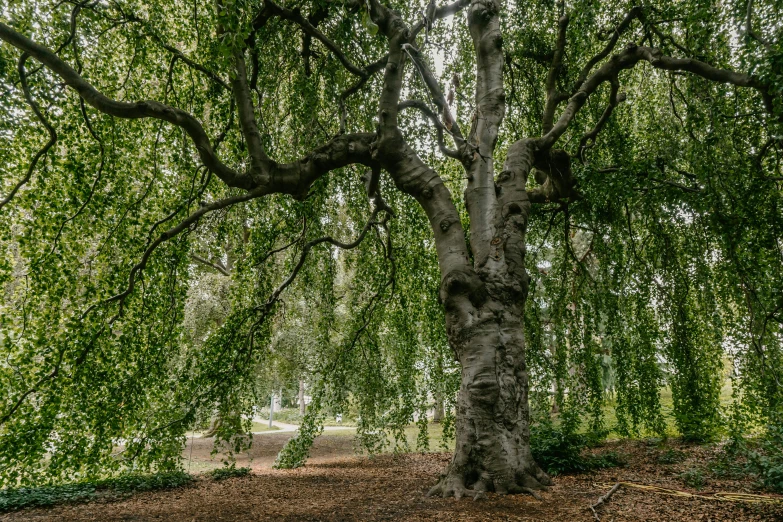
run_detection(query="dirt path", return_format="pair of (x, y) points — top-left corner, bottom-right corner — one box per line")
(3, 438), (782, 521)
(252, 420), (356, 434)
(182, 429), (357, 473)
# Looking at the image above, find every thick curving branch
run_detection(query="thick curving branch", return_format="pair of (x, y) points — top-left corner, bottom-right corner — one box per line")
(464, 0), (505, 268)
(0, 21), (251, 190)
(370, 0), (477, 302)
(231, 47), (271, 173)
(573, 6), (642, 93)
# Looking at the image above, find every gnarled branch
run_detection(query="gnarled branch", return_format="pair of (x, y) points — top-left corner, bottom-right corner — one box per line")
(0, 21), (250, 189)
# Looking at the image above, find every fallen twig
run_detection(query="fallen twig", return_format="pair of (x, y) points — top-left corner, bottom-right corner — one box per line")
(589, 482), (621, 521)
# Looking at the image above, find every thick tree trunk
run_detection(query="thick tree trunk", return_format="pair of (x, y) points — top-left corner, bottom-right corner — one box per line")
(428, 295), (551, 499)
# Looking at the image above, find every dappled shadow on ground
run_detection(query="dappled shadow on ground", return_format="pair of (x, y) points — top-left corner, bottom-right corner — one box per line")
(3, 440), (783, 521)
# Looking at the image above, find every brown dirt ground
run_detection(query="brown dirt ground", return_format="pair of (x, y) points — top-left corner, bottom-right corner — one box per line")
(3, 434), (782, 521)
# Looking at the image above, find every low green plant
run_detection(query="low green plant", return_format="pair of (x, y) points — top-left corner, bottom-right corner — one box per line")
(747, 417), (783, 492)
(591, 451), (628, 469)
(657, 448), (687, 465)
(209, 466), (251, 481)
(0, 471), (192, 512)
(680, 468), (705, 489)
(530, 424), (621, 475)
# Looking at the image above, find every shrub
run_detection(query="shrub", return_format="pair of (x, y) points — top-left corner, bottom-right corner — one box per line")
(680, 468), (705, 489)
(209, 466), (251, 481)
(591, 451), (628, 469)
(530, 425), (621, 475)
(747, 417), (783, 493)
(0, 471), (192, 512)
(657, 448), (687, 465)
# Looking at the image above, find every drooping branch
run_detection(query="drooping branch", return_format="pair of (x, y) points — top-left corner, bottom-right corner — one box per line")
(578, 77), (626, 161)
(264, 1), (367, 78)
(538, 44), (771, 152)
(0, 21), (250, 189)
(86, 2), (230, 91)
(398, 99), (460, 159)
(542, 13), (570, 134)
(301, 4), (330, 76)
(0, 54), (57, 212)
(339, 55), (388, 134)
(103, 188), (268, 314)
(251, 205), (393, 327)
(573, 6), (642, 92)
(45, 98), (106, 257)
(400, 43), (465, 144)
(745, 0), (773, 51)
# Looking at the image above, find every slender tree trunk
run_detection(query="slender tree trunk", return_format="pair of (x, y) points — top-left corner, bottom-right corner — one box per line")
(432, 389), (445, 423)
(298, 379), (306, 415)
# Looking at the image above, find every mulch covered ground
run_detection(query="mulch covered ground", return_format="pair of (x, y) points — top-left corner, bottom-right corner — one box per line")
(3, 435), (782, 521)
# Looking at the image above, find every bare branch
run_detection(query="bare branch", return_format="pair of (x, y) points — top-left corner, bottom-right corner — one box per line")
(411, 0), (472, 40)
(589, 483), (621, 521)
(191, 254), (231, 276)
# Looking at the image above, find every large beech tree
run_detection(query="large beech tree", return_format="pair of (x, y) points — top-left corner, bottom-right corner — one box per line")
(1, 0), (781, 497)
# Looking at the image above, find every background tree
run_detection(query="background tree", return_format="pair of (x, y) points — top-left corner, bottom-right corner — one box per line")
(0, 0), (781, 499)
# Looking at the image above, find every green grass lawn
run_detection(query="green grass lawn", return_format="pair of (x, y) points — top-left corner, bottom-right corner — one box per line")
(597, 381), (735, 439)
(259, 407), (359, 427)
(250, 422), (281, 432)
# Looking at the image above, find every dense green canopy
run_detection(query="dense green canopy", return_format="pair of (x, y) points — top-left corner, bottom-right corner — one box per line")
(0, 0), (781, 488)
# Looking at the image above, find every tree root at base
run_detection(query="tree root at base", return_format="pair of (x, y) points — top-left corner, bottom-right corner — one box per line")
(426, 470), (549, 501)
